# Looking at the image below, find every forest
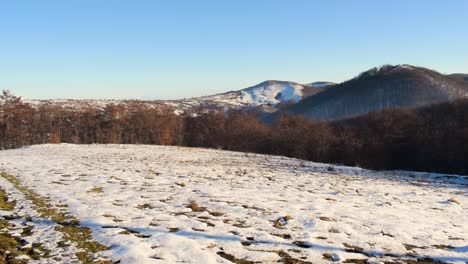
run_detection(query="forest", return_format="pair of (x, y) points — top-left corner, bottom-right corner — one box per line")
(1, 90), (467, 175)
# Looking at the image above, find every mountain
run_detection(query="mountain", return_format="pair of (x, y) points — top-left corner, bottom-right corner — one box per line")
(196, 80), (332, 107)
(274, 64), (468, 120)
(26, 80), (333, 114)
(25, 64), (466, 119)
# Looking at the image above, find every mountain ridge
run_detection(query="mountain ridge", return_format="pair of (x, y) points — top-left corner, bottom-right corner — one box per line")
(272, 64), (468, 120)
(25, 80), (334, 113)
(23, 64), (467, 118)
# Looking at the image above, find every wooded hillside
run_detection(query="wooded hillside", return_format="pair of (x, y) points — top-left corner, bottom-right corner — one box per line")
(1, 90), (467, 175)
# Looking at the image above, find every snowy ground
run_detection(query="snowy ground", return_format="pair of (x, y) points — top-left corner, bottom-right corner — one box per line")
(0, 144), (466, 264)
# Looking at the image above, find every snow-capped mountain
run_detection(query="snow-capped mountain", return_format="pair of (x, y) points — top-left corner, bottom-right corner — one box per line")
(197, 80), (332, 107)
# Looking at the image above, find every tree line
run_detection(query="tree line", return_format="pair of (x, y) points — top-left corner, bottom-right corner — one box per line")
(1, 90), (467, 175)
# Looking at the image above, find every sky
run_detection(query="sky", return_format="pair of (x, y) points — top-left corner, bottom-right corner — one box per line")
(0, 0), (467, 100)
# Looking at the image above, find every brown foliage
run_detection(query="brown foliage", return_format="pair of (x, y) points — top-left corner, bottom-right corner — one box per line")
(1, 90), (467, 175)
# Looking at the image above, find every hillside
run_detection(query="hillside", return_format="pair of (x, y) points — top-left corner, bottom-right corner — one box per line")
(0, 145), (466, 263)
(198, 80), (328, 107)
(449, 73), (468, 82)
(276, 65), (468, 120)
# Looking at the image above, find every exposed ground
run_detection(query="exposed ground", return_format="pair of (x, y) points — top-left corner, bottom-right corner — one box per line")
(0, 144), (466, 263)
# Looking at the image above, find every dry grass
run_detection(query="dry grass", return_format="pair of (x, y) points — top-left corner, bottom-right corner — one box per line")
(186, 200), (206, 212)
(277, 250), (312, 264)
(136, 203), (153, 210)
(208, 211), (224, 217)
(273, 215), (294, 229)
(0, 220), (50, 263)
(175, 182), (186, 187)
(217, 251), (255, 264)
(271, 233), (292, 239)
(87, 187), (104, 193)
(0, 232), (51, 263)
(343, 243), (365, 253)
(322, 253), (334, 261)
(0, 172), (111, 264)
(0, 188), (15, 211)
(319, 216), (336, 222)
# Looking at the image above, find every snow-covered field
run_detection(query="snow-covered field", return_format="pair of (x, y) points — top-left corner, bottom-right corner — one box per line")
(0, 144), (466, 263)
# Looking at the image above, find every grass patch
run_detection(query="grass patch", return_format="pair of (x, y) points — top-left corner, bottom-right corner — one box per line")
(403, 258), (445, 263)
(343, 243), (365, 254)
(432, 244), (453, 250)
(217, 251), (255, 264)
(0, 172), (112, 263)
(208, 211), (224, 217)
(404, 244), (427, 250)
(277, 250), (312, 264)
(21, 226), (34, 237)
(271, 233), (292, 239)
(342, 259), (367, 264)
(0, 231), (50, 263)
(175, 182), (186, 187)
(186, 201), (206, 212)
(55, 225), (108, 253)
(322, 253), (334, 261)
(136, 203), (153, 210)
(272, 215), (293, 229)
(319, 216), (335, 222)
(87, 187), (104, 193)
(0, 188), (15, 211)
(0, 232), (29, 264)
(0, 219), (10, 230)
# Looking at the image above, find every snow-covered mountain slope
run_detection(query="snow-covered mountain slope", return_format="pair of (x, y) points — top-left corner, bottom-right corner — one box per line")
(199, 80), (324, 107)
(0, 144), (466, 263)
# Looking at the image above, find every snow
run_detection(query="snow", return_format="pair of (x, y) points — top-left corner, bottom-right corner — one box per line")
(0, 144), (467, 263)
(200, 81), (308, 107)
(238, 81), (304, 106)
(24, 80), (319, 112)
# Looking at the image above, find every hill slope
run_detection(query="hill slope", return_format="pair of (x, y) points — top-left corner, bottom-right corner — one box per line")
(0, 144), (466, 263)
(277, 65), (468, 120)
(449, 73), (468, 82)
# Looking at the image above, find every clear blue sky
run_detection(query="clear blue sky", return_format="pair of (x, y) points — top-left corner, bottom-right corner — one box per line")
(1, 0), (467, 100)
